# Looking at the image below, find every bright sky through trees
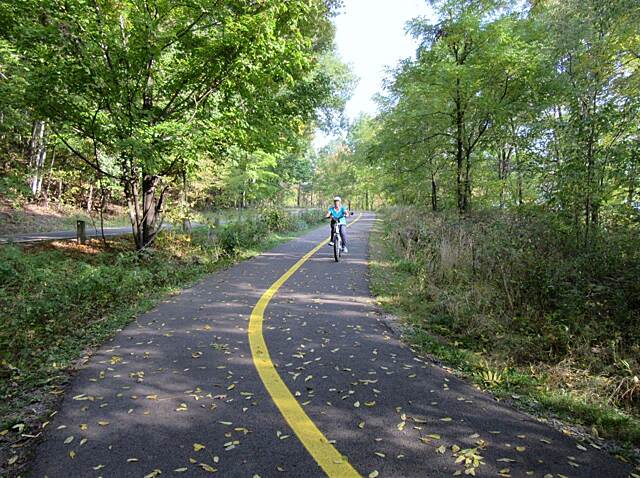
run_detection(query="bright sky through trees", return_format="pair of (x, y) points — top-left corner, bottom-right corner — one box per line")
(314, 0), (435, 148)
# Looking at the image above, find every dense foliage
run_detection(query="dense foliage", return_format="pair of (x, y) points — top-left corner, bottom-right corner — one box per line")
(0, 0), (351, 246)
(372, 207), (640, 443)
(318, 0), (640, 228)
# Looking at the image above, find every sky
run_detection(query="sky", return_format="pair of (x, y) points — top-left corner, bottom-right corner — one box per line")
(314, 0), (435, 149)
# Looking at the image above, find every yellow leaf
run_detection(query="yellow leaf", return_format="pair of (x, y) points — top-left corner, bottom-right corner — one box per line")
(69, 450), (76, 459)
(64, 435), (74, 444)
(8, 455), (18, 465)
(199, 463), (217, 473)
(358, 421), (365, 429)
(97, 421), (109, 426)
(173, 468), (188, 472)
(193, 443), (206, 451)
(369, 471), (379, 478)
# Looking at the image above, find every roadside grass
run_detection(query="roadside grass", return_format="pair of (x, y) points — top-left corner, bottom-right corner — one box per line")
(368, 216), (640, 453)
(0, 210), (323, 474)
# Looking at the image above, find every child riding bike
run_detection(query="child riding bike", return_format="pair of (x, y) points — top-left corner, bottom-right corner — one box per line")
(326, 196), (350, 253)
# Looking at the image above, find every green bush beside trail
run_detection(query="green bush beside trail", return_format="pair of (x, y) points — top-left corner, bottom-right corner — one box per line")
(372, 206), (640, 445)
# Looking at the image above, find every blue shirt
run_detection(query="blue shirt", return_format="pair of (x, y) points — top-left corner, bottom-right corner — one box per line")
(328, 206), (347, 225)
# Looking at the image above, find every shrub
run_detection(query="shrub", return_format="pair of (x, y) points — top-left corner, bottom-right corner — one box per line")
(380, 205), (640, 412)
(215, 208), (323, 252)
(216, 218), (270, 252)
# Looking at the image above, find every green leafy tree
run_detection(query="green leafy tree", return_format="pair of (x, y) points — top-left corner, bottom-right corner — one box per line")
(2, 0), (342, 248)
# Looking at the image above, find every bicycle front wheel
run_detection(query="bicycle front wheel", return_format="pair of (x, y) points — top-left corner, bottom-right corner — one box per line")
(333, 237), (340, 262)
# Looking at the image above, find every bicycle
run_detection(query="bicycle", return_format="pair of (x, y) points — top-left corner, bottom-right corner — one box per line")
(326, 212), (354, 262)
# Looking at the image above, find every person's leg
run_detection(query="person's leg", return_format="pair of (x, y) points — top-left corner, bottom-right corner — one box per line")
(339, 224), (347, 250)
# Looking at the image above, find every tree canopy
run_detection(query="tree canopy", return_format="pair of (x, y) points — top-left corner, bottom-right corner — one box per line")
(315, 0), (640, 244)
(1, 0), (352, 247)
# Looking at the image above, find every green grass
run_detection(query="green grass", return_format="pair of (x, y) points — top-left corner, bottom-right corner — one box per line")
(368, 217), (640, 450)
(0, 212), (324, 432)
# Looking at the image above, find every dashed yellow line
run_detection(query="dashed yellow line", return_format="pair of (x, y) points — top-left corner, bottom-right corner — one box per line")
(248, 214), (363, 478)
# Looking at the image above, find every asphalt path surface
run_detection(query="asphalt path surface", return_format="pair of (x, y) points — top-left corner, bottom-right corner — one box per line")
(30, 213), (633, 477)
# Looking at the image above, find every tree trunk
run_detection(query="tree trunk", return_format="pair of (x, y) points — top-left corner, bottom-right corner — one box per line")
(584, 113), (596, 247)
(99, 178), (108, 245)
(124, 179), (143, 249)
(28, 120), (47, 198)
(462, 151), (472, 213)
(86, 184), (94, 212)
(498, 150), (506, 209)
(455, 80), (465, 214)
(142, 173), (161, 247)
(44, 146), (56, 208)
(431, 174), (438, 212)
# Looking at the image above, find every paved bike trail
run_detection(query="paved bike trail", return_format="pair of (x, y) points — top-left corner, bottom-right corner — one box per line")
(30, 213), (633, 477)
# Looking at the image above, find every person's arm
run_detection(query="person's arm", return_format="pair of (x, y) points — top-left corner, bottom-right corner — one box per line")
(325, 210), (331, 218)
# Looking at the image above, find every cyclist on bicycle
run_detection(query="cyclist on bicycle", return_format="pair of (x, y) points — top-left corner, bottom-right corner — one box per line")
(326, 196), (349, 253)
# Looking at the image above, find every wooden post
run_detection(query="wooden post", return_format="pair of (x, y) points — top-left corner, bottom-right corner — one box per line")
(182, 218), (192, 234)
(77, 220), (87, 244)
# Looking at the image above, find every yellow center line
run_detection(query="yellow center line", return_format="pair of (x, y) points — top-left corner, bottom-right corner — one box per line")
(248, 213), (364, 478)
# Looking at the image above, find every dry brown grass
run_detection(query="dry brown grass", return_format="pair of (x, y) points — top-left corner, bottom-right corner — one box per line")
(0, 201), (128, 235)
